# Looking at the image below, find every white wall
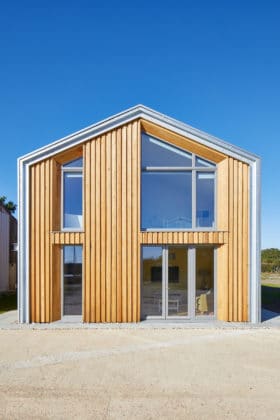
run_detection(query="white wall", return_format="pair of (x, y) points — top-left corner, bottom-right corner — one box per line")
(0, 209), (9, 292)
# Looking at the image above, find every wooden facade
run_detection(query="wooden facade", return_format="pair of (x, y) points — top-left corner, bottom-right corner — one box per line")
(29, 118), (250, 323)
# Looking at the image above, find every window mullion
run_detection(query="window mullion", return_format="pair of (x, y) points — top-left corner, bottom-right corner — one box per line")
(192, 170), (196, 229)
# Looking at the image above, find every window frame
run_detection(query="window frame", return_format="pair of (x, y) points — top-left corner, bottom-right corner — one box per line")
(141, 134), (217, 231)
(61, 158), (83, 232)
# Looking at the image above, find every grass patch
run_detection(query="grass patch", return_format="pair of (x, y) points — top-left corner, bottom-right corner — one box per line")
(0, 293), (17, 314)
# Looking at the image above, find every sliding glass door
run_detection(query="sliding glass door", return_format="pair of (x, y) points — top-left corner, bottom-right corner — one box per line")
(167, 247), (188, 317)
(141, 245), (215, 320)
(142, 246), (163, 318)
(142, 245), (189, 319)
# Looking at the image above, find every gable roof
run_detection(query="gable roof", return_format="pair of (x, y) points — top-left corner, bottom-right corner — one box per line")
(17, 105), (261, 324)
(18, 105), (259, 165)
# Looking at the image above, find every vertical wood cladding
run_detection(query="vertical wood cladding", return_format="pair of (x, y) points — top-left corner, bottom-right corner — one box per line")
(217, 158), (249, 322)
(29, 158), (82, 322)
(83, 121), (140, 322)
(29, 118), (250, 323)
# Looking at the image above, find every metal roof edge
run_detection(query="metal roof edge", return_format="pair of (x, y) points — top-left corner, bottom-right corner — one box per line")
(18, 104), (260, 165)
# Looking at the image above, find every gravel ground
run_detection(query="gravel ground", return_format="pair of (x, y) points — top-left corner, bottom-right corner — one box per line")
(1, 328), (280, 419)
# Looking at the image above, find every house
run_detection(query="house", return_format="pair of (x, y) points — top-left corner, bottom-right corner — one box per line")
(18, 105), (261, 323)
(0, 203), (17, 292)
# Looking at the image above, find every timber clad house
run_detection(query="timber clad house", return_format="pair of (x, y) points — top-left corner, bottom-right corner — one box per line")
(18, 105), (261, 324)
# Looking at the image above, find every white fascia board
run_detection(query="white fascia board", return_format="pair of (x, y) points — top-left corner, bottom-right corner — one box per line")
(18, 106), (142, 164)
(249, 158), (261, 323)
(18, 158), (30, 323)
(140, 109), (260, 164)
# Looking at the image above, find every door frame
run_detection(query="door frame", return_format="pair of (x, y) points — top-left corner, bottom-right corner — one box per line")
(141, 245), (216, 321)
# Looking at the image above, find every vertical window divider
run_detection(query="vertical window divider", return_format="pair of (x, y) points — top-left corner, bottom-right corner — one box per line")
(163, 246), (168, 319)
(192, 154), (196, 229)
(188, 247), (196, 318)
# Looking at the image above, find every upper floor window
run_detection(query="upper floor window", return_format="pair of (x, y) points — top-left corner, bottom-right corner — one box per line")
(141, 133), (216, 230)
(62, 157), (83, 230)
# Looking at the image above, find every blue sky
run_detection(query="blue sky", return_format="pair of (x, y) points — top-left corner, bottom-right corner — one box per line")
(0, 1), (279, 248)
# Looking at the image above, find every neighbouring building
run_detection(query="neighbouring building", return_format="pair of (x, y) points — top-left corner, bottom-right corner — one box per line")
(0, 203), (17, 292)
(18, 105), (261, 323)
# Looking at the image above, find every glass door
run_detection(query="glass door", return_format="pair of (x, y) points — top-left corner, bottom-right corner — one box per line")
(195, 247), (215, 316)
(141, 245), (215, 320)
(62, 245), (83, 316)
(142, 246), (164, 318)
(167, 247), (189, 318)
(141, 245), (189, 319)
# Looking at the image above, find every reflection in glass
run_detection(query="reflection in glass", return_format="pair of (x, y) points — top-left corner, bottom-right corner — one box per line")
(63, 157), (83, 167)
(195, 247), (214, 316)
(168, 247), (188, 316)
(63, 172), (83, 228)
(142, 246), (163, 318)
(196, 172), (215, 228)
(63, 246), (82, 315)
(141, 172), (192, 229)
(142, 133), (192, 167)
(195, 156), (215, 168)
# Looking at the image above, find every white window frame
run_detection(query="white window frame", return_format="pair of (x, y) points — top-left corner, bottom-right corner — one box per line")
(61, 160), (83, 232)
(141, 135), (216, 231)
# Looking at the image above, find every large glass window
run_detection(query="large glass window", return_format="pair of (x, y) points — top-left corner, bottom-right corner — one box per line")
(142, 133), (192, 167)
(62, 157), (83, 229)
(196, 172), (215, 228)
(141, 133), (216, 230)
(142, 172), (192, 229)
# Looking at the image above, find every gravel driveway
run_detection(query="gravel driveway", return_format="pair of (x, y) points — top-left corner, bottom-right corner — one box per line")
(1, 327), (280, 419)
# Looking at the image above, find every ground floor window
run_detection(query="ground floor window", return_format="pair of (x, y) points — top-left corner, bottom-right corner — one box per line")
(141, 245), (215, 320)
(62, 245), (83, 316)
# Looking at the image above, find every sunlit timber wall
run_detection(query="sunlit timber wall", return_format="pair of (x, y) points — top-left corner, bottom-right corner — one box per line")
(28, 119), (249, 322)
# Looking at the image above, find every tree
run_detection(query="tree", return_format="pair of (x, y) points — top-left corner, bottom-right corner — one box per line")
(0, 196), (17, 215)
(261, 248), (280, 273)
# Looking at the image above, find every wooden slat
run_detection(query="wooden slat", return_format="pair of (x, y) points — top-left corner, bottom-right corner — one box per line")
(95, 138), (101, 322)
(106, 132), (112, 322)
(116, 128), (122, 322)
(50, 232), (84, 244)
(242, 164), (249, 321)
(228, 158), (234, 321)
(30, 165), (36, 322)
(233, 160), (238, 321)
(45, 160), (50, 322)
(90, 141), (96, 322)
(126, 124), (132, 322)
(35, 164), (40, 321)
(138, 231), (227, 245)
(121, 126), (127, 321)
(238, 162), (243, 321)
(100, 135), (106, 322)
(111, 131), (117, 322)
